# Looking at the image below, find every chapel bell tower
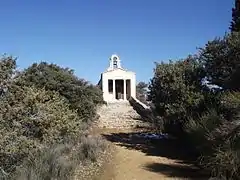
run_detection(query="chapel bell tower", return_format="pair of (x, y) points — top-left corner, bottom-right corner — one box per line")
(108, 54), (121, 70)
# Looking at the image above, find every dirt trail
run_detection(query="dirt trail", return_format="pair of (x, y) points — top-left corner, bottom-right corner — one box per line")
(95, 102), (208, 180)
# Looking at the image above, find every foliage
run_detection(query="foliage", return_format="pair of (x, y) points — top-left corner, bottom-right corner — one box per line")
(0, 85), (82, 174)
(11, 136), (106, 180)
(199, 32), (240, 91)
(0, 57), (105, 179)
(219, 91), (240, 120)
(136, 81), (148, 95)
(149, 31), (240, 178)
(148, 56), (205, 134)
(71, 136), (106, 163)
(230, 0), (240, 32)
(185, 91), (240, 179)
(184, 110), (223, 153)
(16, 62), (104, 122)
(0, 55), (16, 82)
(136, 81), (148, 103)
(206, 123), (240, 179)
(12, 143), (75, 180)
(0, 55), (17, 97)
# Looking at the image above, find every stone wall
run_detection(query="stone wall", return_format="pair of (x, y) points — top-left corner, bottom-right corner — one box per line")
(129, 97), (163, 131)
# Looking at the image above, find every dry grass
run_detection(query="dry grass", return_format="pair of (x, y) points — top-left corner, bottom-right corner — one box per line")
(6, 135), (107, 180)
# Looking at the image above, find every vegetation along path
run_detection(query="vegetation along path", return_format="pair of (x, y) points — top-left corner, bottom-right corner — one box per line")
(93, 102), (208, 180)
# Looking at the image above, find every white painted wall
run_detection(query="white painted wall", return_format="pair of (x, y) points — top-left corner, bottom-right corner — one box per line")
(101, 69), (136, 102)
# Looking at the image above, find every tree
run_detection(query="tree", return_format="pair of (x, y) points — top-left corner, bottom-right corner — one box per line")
(136, 81), (148, 103)
(0, 55), (17, 96)
(136, 81), (148, 95)
(16, 62), (104, 122)
(199, 33), (240, 91)
(148, 48), (240, 178)
(230, 0), (240, 32)
(148, 56), (206, 134)
(0, 57), (81, 174)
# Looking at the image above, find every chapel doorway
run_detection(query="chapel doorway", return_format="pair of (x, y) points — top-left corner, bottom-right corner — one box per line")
(115, 80), (124, 100)
(126, 79), (131, 100)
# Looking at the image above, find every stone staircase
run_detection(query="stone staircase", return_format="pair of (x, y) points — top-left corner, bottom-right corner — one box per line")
(96, 101), (144, 129)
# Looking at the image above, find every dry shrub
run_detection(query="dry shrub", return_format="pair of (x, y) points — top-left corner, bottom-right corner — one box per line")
(0, 85), (82, 176)
(73, 136), (106, 163)
(205, 121), (240, 179)
(0, 57), (106, 180)
(12, 144), (75, 180)
(9, 136), (106, 180)
(185, 92), (240, 179)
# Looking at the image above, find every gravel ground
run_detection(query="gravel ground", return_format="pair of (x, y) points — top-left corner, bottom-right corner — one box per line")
(76, 102), (209, 180)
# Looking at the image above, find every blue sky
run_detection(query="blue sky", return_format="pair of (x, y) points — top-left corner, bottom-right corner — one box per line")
(0, 0), (233, 84)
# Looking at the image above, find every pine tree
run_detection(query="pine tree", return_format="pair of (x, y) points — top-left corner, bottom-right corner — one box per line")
(230, 0), (240, 32)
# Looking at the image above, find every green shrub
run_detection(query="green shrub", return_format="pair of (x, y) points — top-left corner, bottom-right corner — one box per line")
(0, 85), (83, 174)
(200, 32), (240, 91)
(185, 110), (223, 152)
(205, 122), (240, 179)
(0, 55), (16, 84)
(0, 56), (106, 179)
(148, 31), (240, 178)
(136, 81), (148, 104)
(219, 91), (240, 121)
(148, 56), (205, 134)
(185, 92), (240, 179)
(16, 62), (104, 122)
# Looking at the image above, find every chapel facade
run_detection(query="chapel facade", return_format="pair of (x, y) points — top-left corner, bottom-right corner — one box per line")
(98, 54), (136, 102)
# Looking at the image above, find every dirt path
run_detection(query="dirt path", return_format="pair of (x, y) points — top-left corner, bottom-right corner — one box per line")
(95, 102), (208, 180)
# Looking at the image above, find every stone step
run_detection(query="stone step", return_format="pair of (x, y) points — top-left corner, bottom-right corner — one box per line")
(96, 102), (144, 129)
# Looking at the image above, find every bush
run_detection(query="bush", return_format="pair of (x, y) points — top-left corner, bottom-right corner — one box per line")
(11, 136), (106, 180)
(136, 81), (148, 104)
(12, 143), (75, 180)
(206, 122), (240, 179)
(0, 57), (105, 179)
(185, 91), (240, 179)
(72, 136), (106, 163)
(16, 62), (104, 122)
(219, 91), (240, 121)
(184, 110), (223, 153)
(200, 32), (240, 91)
(0, 85), (82, 174)
(148, 32), (240, 178)
(148, 56), (205, 134)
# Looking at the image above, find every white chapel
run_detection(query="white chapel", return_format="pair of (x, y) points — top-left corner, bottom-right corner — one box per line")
(98, 54), (136, 102)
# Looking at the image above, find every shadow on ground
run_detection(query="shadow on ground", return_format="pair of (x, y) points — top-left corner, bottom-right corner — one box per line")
(102, 131), (209, 179)
(102, 131), (197, 162)
(144, 162), (208, 179)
